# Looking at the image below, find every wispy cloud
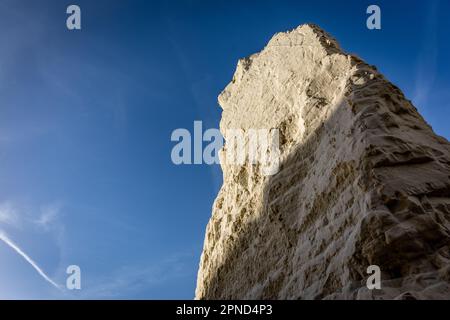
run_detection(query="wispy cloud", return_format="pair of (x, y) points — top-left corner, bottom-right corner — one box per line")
(77, 251), (196, 299)
(0, 202), (19, 226)
(0, 230), (61, 290)
(0, 201), (63, 290)
(35, 203), (61, 230)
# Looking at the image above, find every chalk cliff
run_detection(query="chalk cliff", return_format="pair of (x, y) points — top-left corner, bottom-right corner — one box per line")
(195, 24), (450, 300)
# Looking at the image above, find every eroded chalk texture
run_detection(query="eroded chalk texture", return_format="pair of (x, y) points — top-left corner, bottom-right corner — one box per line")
(196, 24), (450, 300)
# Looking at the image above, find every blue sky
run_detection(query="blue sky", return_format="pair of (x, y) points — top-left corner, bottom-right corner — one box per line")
(0, 0), (449, 299)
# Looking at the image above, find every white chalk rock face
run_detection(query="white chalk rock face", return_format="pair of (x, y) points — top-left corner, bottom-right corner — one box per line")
(195, 24), (450, 300)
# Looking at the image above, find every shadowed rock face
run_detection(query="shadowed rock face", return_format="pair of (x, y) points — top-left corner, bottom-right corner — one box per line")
(195, 24), (450, 300)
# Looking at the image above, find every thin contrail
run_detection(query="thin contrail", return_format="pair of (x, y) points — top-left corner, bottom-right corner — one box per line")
(0, 230), (61, 290)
